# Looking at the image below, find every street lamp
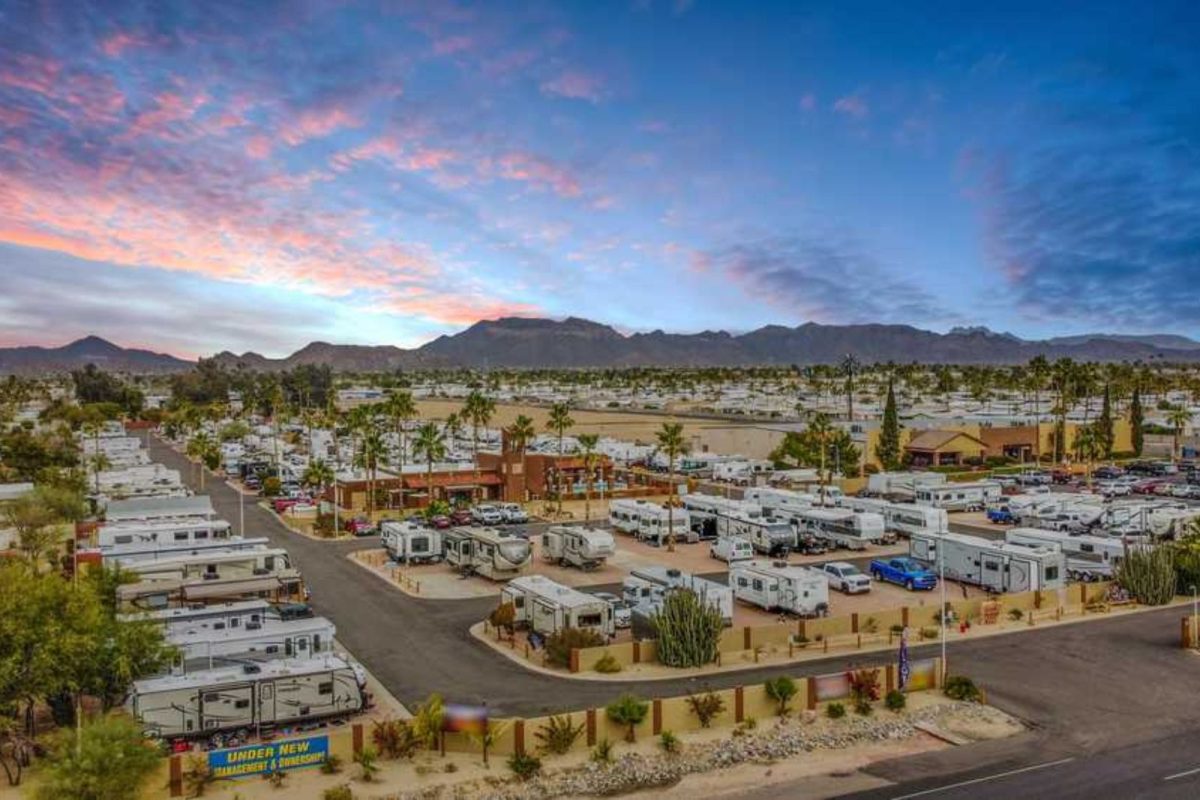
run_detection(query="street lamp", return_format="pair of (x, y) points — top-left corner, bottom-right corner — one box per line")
(1191, 584), (1198, 650)
(939, 537), (947, 683)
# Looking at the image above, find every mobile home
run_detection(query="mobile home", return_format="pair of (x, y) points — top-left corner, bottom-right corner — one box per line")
(443, 527), (532, 580)
(728, 560), (830, 617)
(913, 481), (1002, 512)
(380, 520), (444, 564)
(540, 526), (615, 570)
(126, 655), (366, 739)
(1004, 527), (1125, 581)
(909, 531), (1066, 592)
(500, 575), (614, 637)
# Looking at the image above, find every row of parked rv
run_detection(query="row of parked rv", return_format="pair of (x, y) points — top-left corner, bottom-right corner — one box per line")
(986, 492), (1200, 538)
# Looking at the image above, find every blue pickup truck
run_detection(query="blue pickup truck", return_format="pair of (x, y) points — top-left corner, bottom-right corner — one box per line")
(869, 557), (938, 591)
(986, 506), (1016, 524)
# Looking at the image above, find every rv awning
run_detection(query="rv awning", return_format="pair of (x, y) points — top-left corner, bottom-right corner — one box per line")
(182, 576), (285, 600)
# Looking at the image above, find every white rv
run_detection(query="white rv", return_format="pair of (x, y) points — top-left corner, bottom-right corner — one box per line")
(105, 496), (217, 524)
(682, 494), (754, 539)
(167, 614), (338, 670)
(380, 520), (444, 564)
(126, 548), (295, 583)
(787, 507), (886, 551)
(540, 526), (615, 570)
(909, 531), (1066, 592)
(709, 536), (754, 563)
(127, 655), (366, 739)
(623, 566), (733, 625)
(1005, 527), (1125, 581)
(913, 481), (1002, 512)
(443, 526), (532, 580)
(101, 537), (271, 566)
(724, 509), (796, 556)
(501, 575), (614, 637)
(729, 560), (830, 617)
(127, 600), (276, 638)
(97, 518), (234, 550)
(866, 471), (947, 499)
(608, 498), (649, 535)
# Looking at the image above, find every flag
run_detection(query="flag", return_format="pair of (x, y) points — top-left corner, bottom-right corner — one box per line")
(898, 627), (911, 691)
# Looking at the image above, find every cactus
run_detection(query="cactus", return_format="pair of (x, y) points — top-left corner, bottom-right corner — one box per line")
(650, 588), (724, 668)
(1116, 545), (1176, 605)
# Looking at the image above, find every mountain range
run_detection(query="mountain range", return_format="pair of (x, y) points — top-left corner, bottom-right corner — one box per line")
(2, 318), (1199, 374)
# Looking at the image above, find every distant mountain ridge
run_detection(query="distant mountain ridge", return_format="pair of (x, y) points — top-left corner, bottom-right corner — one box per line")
(3, 320), (1199, 374)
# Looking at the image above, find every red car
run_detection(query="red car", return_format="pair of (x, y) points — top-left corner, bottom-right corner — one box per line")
(1133, 480), (1165, 495)
(273, 497), (302, 514)
(344, 517), (377, 536)
(449, 508), (473, 525)
(429, 515), (452, 529)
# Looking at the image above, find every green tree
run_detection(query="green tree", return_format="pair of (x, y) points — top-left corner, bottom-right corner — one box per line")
(876, 378), (901, 471)
(841, 354), (860, 421)
(355, 428), (386, 516)
(577, 433), (600, 522)
(605, 694), (649, 743)
(1166, 406), (1192, 462)
(34, 713), (161, 800)
(384, 391), (418, 509)
(2, 493), (61, 573)
(412, 422), (447, 510)
(656, 422), (688, 553)
(547, 403), (575, 515)
(1130, 385), (1145, 456)
(302, 459), (335, 503)
(772, 412), (860, 502)
(462, 391), (495, 504)
(506, 415), (536, 503)
(1096, 383), (1114, 459)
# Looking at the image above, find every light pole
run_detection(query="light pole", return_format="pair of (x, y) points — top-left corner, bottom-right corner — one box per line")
(1191, 584), (1198, 650)
(939, 537), (947, 683)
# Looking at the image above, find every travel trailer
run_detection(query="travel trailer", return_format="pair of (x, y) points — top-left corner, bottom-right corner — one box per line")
(728, 561), (830, 617)
(101, 537), (270, 566)
(623, 566), (733, 625)
(843, 497), (947, 539)
(540, 526), (615, 570)
(744, 487), (817, 516)
(443, 527), (532, 580)
(167, 614), (338, 670)
(125, 548), (295, 583)
(724, 509), (796, 556)
(709, 536), (754, 563)
(913, 481), (1002, 512)
(500, 575), (614, 637)
(1004, 527), (1125, 581)
(129, 600), (275, 638)
(909, 531), (1066, 592)
(682, 494), (755, 539)
(96, 518), (235, 550)
(608, 499), (693, 546)
(380, 520), (444, 564)
(786, 507), (886, 551)
(866, 471), (948, 499)
(105, 496), (217, 524)
(127, 655), (367, 739)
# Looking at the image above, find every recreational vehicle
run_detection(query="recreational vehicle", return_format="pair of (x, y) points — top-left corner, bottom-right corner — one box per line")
(380, 520), (444, 564)
(101, 537), (270, 566)
(500, 575), (614, 637)
(682, 494), (754, 539)
(909, 531), (1066, 592)
(787, 507), (886, 551)
(167, 615), (338, 670)
(623, 566), (733, 625)
(724, 509), (795, 556)
(608, 498), (648, 535)
(608, 499), (693, 546)
(1004, 527), (1125, 581)
(866, 471), (947, 499)
(96, 518), (236, 550)
(842, 497), (947, 539)
(126, 655), (366, 739)
(126, 600), (276, 638)
(709, 536), (754, 563)
(744, 487), (817, 516)
(125, 548), (295, 583)
(913, 481), (1002, 512)
(540, 526), (615, 570)
(728, 561), (830, 617)
(443, 527), (532, 580)
(105, 496), (217, 524)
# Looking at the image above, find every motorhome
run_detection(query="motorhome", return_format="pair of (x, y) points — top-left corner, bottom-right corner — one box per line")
(608, 498), (649, 535)
(380, 520), (444, 564)
(623, 566), (733, 625)
(126, 655), (366, 739)
(866, 471), (948, 499)
(500, 575), (614, 637)
(913, 481), (1002, 512)
(1004, 527), (1125, 581)
(167, 614), (338, 670)
(96, 518), (235, 550)
(728, 561), (830, 617)
(909, 531), (1066, 592)
(608, 500), (693, 546)
(443, 527), (532, 580)
(786, 507), (886, 551)
(105, 496), (217, 524)
(540, 526), (615, 570)
(101, 537), (270, 566)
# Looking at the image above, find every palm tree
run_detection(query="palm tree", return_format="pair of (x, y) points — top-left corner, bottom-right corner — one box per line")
(356, 428), (386, 516)
(577, 433), (600, 522)
(841, 354), (860, 422)
(547, 402), (575, 515)
(412, 422), (447, 510)
(462, 391), (495, 503)
(1026, 356), (1051, 462)
(302, 458), (334, 502)
(187, 431), (215, 489)
(656, 422), (688, 553)
(506, 414), (536, 504)
(1167, 406), (1192, 462)
(1074, 424), (1099, 489)
(806, 411), (835, 505)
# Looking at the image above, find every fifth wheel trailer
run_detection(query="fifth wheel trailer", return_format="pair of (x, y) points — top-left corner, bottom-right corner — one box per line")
(443, 526), (532, 580)
(1004, 527), (1125, 581)
(728, 560), (830, 617)
(913, 481), (1002, 512)
(909, 531), (1066, 592)
(540, 526), (615, 570)
(500, 575), (614, 637)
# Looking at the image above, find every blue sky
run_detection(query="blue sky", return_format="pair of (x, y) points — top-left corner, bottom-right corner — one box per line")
(0, 0), (1196, 357)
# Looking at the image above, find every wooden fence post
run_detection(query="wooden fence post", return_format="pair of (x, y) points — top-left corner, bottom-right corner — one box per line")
(652, 699), (663, 735)
(168, 755), (183, 797)
(514, 720), (525, 756)
(735, 686), (744, 723)
(632, 640), (641, 664)
(586, 708), (597, 746)
(851, 612), (859, 634)
(806, 676), (817, 710)
(901, 606), (909, 628)
(1183, 617), (1192, 649)
(352, 723), (364, 757)
(743, 626), (752, 650)
(569, 648), (580, 673)
(886, 664), (895, 693)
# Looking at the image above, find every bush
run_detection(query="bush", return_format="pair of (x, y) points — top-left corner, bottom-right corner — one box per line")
(313, 512), (337, 537)
(34, 713), (162, 800)
(1007, 608), (1024, 621)
(890, 624), (904, 635)
(885, 690), (907, 712)
(686, 690), (726, 728)
(593, 652), (622, 673)
(606, 694), (650, 742)
(764, 676), (798, 716)
(826, 702), (846, 719)
(659, 731), (680, 754)
(848, 668), (881, 704)
(651, 588), (724, 667)
(920, 627), (939, 640)
(372, 718), (420, 760)
(943, 675), (983, 703)
(1117, 546), (1177, 605)
(320, 754), (344, 774)
(507, 752), (542, 781)
(544, 627), (604, 668)
(860, 616), (878, 633)
(354, 747), (379, 782)
(533, 714), (584, 755)
(263, 476), (282, 497)
(591, 738), (614, 763)
(489, 601), (516, 635)
(324, 786), (354, 800)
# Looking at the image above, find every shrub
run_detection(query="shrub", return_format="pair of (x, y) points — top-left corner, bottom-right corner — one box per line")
(920, 627), (939, 640)
(507, 752), (542, 781)
(854, 699), (873, 716)
(323, 786), (354, 800)
(354, 747), (379, 782)
(826, 702), (846, 719)
(545, 627), (604, 668)
(411, 693), (445, 749)
(320, 754), (343, 775)
(606, 694), (650, 742)
(489, 602), (516, 636)
(263, 476), (282, 497)
(890, 624), (904, 635)
(764, 676), (798, 716)
(591, 739), (614, 763)
(263, 767), (287, 787)
(885, 690), (907, 712)
(651, 588), (724, 667)
(686, 690), (726, 728)
(943, 675), (983, 703)
(848, 668), (881, 704)
(183, 753), (214, 797)
(313, 512), (337, 537)
(534, 714), (584, 755)
(659, 731), (680, 754)
(593, 652), (622, 673)
(1007, 608), (1024, 621)
(860, 616), (878, 633)
(371, 718), (420, 760)
(34, 714), (162, 800)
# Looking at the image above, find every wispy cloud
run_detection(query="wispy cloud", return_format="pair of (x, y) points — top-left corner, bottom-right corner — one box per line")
(540, 70), (607, 103)
(833, 93), (868, 118)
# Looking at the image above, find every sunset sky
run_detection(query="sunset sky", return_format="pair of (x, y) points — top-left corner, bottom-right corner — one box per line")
(0, 1), (1196, 357)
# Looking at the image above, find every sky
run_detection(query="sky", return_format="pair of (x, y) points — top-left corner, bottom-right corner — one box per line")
(0, 0), (1197, 358)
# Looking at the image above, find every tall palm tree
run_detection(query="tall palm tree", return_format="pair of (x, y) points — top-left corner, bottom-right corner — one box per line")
(506, 414), (536, 504)
(357, 428), (386, 516)
(1026, 356), (1051, 462)
(1074, 424), (1099, 489)
(806, 411), (835, 505)
(302, 458), (334, 502)
(187, 431), (215, 489)
(656, 422), (688, 553)
(462, 391), (495, 503)
(577, 433), (600, 522)
(412, 422), (447, 511)
(547, 402), (575, 515)
(1167, 406), (1192, 462)
(841, 354), (860, 422)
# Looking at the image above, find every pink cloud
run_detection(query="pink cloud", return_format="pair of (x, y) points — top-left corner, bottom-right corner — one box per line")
(245, 135), (273, 160)
(639, 119), (670, 134)
(280, 107), (362, 147)
(833, 94), (869, 118)
(493, 151), (581, 197)
(100, 31), (144, 58)
(540, 70), (606, 103)
(433, 35), (474, 55)
(800, 92), (816, 112)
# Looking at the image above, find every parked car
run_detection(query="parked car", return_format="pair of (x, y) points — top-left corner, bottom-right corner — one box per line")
(1133, 480), (1166, 495)
(987, 506), (1017, 524)
(244, 475), (262, 490)
(1170, 483), (1200, 499)
(869, 557), (937, 591)
(591, 591), (632, 629)
(1155, 481), (1181, 496)
(345, 517), (376, 536)
(449, 508), (474, 525)
(1094, 466), (1124, 480)
(1051, 469), (1073, 484)
(710, 536), (754, 563)
(821, 561), (872, 594)
(1015, 471), (1051, 486)
(498, 503), (529, 524)
(1096, 481), (1130, 497)
(472, 505), (504, 525)
(793, 533), (828, 555)
(429, 515), (452, 529)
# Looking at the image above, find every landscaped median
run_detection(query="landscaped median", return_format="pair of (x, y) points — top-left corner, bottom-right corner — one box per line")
(475, 581), (1189, 680)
